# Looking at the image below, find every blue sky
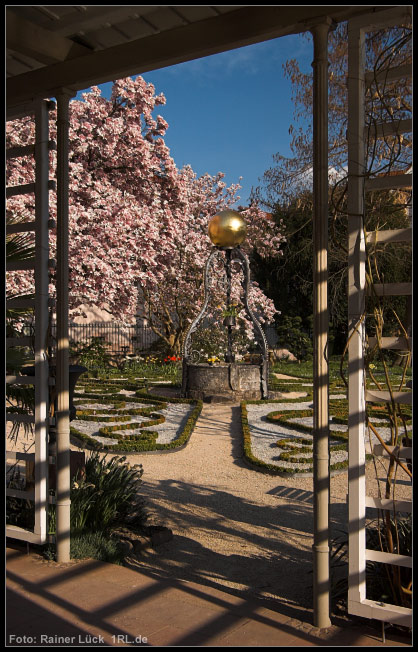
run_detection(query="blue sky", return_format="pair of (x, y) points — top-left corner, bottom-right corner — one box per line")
(75, 32), (313, 208)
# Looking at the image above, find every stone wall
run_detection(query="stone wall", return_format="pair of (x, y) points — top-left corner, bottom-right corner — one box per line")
(183, 363), (263, 402)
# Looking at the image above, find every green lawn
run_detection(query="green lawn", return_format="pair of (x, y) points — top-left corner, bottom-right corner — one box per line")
(271, 355), (411, 387)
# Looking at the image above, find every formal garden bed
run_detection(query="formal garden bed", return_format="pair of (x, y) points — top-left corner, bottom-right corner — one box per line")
(71, 377), (202, 453)
(68, 355), (411, 472)
(6, 354), (411, 569)
(68, 359), (412, 477)
(241, 360), (412, 476)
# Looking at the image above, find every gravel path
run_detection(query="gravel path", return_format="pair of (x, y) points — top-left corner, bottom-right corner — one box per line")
(124, 402), (319, 617)
(114, 397), (412, 620)
(9, 380), (411, 620)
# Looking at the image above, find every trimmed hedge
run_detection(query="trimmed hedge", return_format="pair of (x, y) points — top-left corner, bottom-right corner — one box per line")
(241, 398), (374, 475)
(71, 383), (202, 453)
(269, 382), (313, 396)
(241, 402), (300, 475)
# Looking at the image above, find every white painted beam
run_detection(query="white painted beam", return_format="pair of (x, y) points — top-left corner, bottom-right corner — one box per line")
(365, 173), (412, 191)
(6, 525), (43, 544)
(6, 9), (92, 65)
(365, 390), (412, 405)
(364, 495), (412, 512)
(367, 336), (411, 350)
(348, 599), (412, 627)
(365, 63), (412, 85)
(365, 118), (412, 139)
(6, 451), (35, 461)
(6, 6), (385, 106)
(33, 5), (163, 36)
(366, 549), (412, 568)
(347, 15), (367, 612)
(372, 445), (412, 460)
(7, 140), (56, 159)
(366, 228), (412, 244)
(349, 6), (412, 31)
(368, 282), (412, 296)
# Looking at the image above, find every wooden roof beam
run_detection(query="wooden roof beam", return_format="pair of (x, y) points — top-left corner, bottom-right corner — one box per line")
(6, 9), (92, 66)
(7, 5), (385, 107)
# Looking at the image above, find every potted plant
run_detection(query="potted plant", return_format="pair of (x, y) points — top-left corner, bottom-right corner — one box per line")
(222, 304), (238, 327)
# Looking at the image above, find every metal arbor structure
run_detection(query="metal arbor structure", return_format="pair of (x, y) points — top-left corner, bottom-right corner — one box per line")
(347, 6), (412, 628)
(181, 226), (270, 400)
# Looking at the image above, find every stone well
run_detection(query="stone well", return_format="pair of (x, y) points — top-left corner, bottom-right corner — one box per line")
(183, 362), (264, 402)
(181, 209), (270, 403)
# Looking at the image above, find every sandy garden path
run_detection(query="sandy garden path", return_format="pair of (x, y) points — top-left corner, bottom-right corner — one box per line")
(119, 394), (412, 622)
(125, 401), (319, 620)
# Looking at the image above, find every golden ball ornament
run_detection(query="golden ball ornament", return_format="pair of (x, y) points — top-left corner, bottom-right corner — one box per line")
(208, 210), (247, 248)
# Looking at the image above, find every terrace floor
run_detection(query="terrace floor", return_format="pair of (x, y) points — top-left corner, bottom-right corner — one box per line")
(6, 544), (412, 647)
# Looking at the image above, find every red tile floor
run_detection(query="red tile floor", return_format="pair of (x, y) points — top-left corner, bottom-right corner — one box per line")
(6, 544), (412, 647)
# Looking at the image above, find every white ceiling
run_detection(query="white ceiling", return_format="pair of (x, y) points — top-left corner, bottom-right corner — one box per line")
(6, 6), (240, 76)
(6, 5), (398, 110)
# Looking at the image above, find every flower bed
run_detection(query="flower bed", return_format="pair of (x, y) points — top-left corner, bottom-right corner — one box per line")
(242, 397), (369, 475)
(71, 379), (202, 453)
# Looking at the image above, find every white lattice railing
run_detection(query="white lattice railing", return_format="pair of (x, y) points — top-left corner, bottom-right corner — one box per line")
(6, 99), (56, 545)
(347, 6), (412, 628)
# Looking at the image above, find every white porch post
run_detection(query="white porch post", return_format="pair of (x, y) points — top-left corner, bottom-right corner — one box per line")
(55, 88), (75, 563)
(33, 100), (51, 542)
(311, 19), (332, 630)
(347, 18), (367, 611)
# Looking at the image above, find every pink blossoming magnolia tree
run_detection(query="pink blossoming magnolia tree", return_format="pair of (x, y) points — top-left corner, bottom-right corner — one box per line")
(6, 77), (285, 354)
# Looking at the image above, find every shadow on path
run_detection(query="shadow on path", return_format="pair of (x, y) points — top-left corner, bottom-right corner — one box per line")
(130, 402), (354, 621)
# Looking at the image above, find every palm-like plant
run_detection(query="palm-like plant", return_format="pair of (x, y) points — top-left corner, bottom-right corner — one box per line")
(6, 218), (37, 437)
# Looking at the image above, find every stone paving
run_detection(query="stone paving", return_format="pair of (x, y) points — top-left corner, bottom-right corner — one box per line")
(6, 544), (412, 646)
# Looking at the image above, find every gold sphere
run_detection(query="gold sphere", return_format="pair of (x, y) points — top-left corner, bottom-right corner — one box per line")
(208, 210), (247, 248)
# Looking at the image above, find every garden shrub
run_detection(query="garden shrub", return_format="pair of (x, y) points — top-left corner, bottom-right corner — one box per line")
(70, 336), (112, 371)
(275, 315), (313, 362)
(70, 452), (145, 534)
(70, 531), (126, 565)
(6, 467), (34, 529)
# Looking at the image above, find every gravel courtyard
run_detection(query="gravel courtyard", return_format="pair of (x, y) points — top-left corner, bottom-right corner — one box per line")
(112, 394), (411, 621)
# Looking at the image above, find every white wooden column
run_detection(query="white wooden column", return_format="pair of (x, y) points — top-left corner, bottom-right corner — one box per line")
(347, 7), (412, 627)
(311, 18), (332, 630)
(347, 21), (367, 609)
(33, 100), (52, 541)
(55, 88), (75, 563)
(6, 99), (55, 545)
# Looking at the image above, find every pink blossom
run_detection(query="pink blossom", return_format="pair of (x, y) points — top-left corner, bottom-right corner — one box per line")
(6, 76), (285, 350)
